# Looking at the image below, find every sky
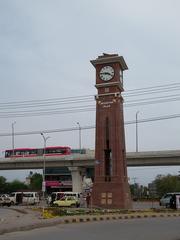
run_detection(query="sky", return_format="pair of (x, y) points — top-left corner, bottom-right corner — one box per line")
(0, 0), (180, 186)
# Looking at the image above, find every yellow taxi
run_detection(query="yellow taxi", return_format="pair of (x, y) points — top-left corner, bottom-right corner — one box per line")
(53, 196), (80, 207)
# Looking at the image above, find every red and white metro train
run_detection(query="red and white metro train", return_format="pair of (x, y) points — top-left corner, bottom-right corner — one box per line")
(5, 146), (71, 158)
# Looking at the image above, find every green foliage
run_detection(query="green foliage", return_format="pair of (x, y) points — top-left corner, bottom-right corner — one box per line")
(29, 173), (42, 190)
(154, 174), (180, 197)
(0, 176), (7, 192)
(7, 179), (28, 192)
(130, 183), (149, 199)
(0, 172), (42, 193)
(130, 184), (135, 196)
(0, 177), (28, 193)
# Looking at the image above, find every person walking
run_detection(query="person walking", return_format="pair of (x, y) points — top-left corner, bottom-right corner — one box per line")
(86, 193), (91, 208)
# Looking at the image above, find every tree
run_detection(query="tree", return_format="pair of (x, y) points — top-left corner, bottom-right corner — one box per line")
(130, 183), (149, 199)
(29, 173), (43, 191)
(154, 174), (180, 197)
(7, 180), (28, 192)
(0, 176), (7, 193)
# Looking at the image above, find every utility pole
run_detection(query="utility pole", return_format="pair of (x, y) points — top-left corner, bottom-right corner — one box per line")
(12, 121), (16, 157)
(40, 132), (50, 204)
(136, 111), (139, 152)
(77, 122), (82, 153)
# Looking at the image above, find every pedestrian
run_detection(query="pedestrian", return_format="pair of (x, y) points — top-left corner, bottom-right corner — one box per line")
(170, 194), (176, 209)
(86, 193), (91, 208)
(79, 193), (85, 207)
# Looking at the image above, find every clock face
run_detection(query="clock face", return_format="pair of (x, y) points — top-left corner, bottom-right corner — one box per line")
(99, 66), (114, 81)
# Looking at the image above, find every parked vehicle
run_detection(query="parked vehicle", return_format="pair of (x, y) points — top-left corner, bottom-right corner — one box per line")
(0, 194), (9, 198)
(159, 192), (180, 208)
(0, 194), (11, 207)
(9, 192), (40, 205)
(47, 191), (81, 205)
(53, 196), (80, 207)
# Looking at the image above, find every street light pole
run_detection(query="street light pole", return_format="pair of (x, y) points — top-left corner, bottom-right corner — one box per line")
(12, 121), (16, 157)
(77, 122), (81, 153)
(136, 111), (139, 152)
(40, 132), (50, 202)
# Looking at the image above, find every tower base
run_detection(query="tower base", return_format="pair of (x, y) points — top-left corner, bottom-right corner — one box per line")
(92, 180), (132, 209)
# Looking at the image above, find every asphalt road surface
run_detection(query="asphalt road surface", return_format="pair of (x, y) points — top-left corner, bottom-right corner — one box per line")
(0, 208), (15, 218)
(1, 217), (180, 240)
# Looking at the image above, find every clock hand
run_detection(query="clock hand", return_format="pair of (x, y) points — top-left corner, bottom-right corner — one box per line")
(102, 72), (112, 76)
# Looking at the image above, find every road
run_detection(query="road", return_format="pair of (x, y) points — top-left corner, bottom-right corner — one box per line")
(0, 208), (16, 218)
(1, 217), (180, 240)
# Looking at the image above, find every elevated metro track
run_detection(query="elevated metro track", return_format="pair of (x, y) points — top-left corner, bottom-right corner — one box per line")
(0, 150), (180, 170)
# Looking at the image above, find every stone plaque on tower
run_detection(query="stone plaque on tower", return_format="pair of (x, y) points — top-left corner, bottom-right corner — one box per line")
(90, 53), (132, 209)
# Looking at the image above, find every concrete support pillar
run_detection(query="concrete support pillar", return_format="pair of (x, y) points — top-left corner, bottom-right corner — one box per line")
(68, 167), (83, 192)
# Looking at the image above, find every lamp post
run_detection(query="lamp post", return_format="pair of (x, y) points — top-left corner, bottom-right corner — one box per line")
(77, 122), (81, 153)
(12, 121), (16, 157)
(132, 177), (138, 200)
(135, 111), (140, 152)
(40, 132), (50, 203)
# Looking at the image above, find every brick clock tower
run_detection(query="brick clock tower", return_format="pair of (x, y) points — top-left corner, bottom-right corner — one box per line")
(90, 53), (132, 209)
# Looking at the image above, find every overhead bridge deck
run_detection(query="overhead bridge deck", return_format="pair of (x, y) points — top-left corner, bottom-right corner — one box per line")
(0, 150), (180, 170)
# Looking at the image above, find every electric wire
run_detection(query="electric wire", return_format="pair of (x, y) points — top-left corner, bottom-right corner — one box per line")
(0, 112), (180, 137)
(1, 92), (180, 114)
(0, 94), (180, 118)
(0, 90), (180, 111)
(0, 82), (180, 108)
(123, 86), (180, 97)
(0, 98), (93, 110)
(0, 82), (180, 118)
(125, 96), (180, 107)
(124, 82), (180, 92)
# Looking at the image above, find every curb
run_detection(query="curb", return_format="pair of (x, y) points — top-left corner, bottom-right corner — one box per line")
(56, 212), (180, 224)
(1, 212), (180, 235)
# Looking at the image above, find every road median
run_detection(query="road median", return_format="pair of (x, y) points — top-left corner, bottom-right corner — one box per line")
(1, 207), (180, 235)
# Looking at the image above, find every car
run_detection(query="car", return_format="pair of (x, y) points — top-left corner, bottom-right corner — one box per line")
(47, 191), (82, 205)
(159, 192), (180, 208)
(53, 196), (80, 207)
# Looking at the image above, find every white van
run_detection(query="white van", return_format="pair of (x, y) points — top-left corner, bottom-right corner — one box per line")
(9, 192), (40, 205)
(48, 191), (81, 205)
(159, 192), (180, 208)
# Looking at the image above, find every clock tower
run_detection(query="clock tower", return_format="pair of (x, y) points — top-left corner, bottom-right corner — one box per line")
(90, 53), (132, 209)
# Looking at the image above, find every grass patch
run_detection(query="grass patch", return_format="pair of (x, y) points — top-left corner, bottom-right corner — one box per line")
(39, 206), (180, 219)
